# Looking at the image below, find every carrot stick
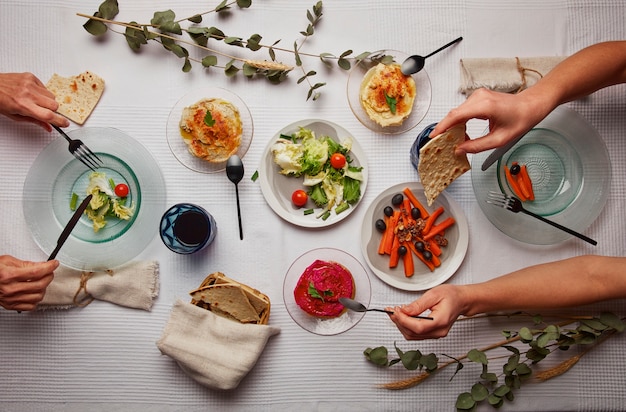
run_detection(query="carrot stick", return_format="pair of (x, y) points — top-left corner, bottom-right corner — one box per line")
(504, 165), (527, 200)
(402, 245), (414, 277)
(427, 239), (442, 256)
(401, 198), (415, 224)
(407, 241), (435, 272)
(402, 187), (429, 219)
(424, 217), (456, 241)
(519, 164), (535, 201)
(383, 211), (400, 255)
(431, 253), (441, 268)
(389, 235), (401, 268)
(423, 206), (444, 235)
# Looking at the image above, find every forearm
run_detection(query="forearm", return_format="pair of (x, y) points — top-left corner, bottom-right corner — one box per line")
(521, 41), (626, 112)
(461, 255), (626, 316)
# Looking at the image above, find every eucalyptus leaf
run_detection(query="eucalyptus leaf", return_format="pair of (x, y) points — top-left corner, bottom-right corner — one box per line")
(493, 385), (510, 397)
(215, 0), (229, 12)
(242, 63), (258, 77)
(246, 34), (262, 51)
(515, 363), (532, 378)
(337, 58), (351, 70)
(98, 0), (119, 20)
(224, 60), (240, 77)
(188, 14), (202, 24)
(182, 58), (192, 72)
(487, 394), (504, 408)
(471, 383), (489, 401)
(505, 374), (521, 390)
(224, 36), (244, 47)
(364, 346), (389, 366)
(519, 327), (534, 342)
(581, 318), (609, 331)
(206, 27), (226, 40)
(83, 18), (108, 36)
(202, 55), (218, 67)
(600, 312), (625, 331)
(151, 10), (176, 26)
(420, 353), (439, 372)
(236, 0), (252, 8)
(455, 392), (475, 410)
(467, 349), (488, 365)
(400, 350), (422, 370)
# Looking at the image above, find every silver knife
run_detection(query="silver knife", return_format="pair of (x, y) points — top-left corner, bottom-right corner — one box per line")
(48, 194), (93, 261)
(480, 134), (525, 171)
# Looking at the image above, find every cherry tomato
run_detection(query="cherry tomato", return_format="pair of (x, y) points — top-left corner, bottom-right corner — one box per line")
(330, 153), (346, 169)
(114, 183), (129, 197)
(291, 189), (308, 207)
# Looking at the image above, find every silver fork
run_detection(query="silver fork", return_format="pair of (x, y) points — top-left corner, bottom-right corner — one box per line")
(487, 191), (597, 245)
(52, 125), (103, 171)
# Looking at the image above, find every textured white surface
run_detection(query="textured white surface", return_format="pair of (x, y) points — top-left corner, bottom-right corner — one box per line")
(1, 1), (626, 410)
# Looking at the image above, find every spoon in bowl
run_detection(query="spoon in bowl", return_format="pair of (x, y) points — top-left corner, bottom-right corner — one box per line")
(226, 155), (245, 240)
(400, 36), (463, 75)
(339, 297), (434, 320)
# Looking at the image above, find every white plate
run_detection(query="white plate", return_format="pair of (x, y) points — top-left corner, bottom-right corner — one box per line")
(23, 127), (166, 270)
(283, 247), (371, 336)
(166, 87), (254, 173)
(258, 119), (368, 228)
(346, 49), (432, 135)
(360, 182), (469, 291)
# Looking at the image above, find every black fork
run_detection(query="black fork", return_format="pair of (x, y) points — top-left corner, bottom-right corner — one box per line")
(52, 125), (103, 171)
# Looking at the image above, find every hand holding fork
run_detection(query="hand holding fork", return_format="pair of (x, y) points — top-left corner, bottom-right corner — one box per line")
(52, 125), (103, 171)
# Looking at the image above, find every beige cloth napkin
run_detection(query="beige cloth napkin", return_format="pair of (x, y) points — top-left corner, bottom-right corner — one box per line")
(39, 261), (159, 311)
(460, 56), (566, 95)
(156, 299), (281, 390)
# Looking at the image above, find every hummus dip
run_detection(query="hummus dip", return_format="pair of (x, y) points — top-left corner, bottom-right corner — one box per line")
(179, 97), (242, 163)
(294, 260), (355, 318)
(359, 63), (416, 127)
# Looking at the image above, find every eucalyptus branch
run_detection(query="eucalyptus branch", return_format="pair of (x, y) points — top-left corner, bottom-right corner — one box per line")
(364, 312), (625, 411)
(78, 0), (365, 101)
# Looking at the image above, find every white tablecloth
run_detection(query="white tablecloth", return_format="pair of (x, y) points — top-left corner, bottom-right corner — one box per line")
(1, 1), (625, 410)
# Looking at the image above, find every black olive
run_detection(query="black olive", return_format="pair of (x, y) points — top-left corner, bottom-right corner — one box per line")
(383, 206), (394, 217)
(510, 164), (521, 175)
(398, 245), (407, 256)
(375, 219), (386, 232)
(414, 241), (425, 252)
(391, 193), (404, 206)
(411, 207), (421, 220)
(422, 250), (433, 261)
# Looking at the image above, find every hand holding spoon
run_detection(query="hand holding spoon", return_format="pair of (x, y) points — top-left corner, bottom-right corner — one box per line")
(339, 297), (433, 320)
(226, 155), (244, 240)
(400, 36), (463, 75)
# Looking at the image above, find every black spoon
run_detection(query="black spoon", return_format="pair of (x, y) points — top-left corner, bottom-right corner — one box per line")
(226, 155), (244, 240)
(339, 297), (434, 320)
(400, 36), (463, 75)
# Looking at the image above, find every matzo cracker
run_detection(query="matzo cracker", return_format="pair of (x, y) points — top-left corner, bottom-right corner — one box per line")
(46, 71), (105, 124)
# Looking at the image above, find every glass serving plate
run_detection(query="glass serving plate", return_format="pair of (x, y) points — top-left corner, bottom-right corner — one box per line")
(23, 127), (166, 270)
(472, 105), (611, 245)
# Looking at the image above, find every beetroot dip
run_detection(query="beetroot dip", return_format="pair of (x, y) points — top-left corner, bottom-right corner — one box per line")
(294, 259), (355, 318)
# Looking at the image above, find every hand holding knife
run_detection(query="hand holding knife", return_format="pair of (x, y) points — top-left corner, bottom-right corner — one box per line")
(48, 194), (92, 260)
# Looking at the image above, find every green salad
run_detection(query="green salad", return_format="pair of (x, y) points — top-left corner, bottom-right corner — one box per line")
(70, 171), (135, 232)
(270, 126), (364, 219)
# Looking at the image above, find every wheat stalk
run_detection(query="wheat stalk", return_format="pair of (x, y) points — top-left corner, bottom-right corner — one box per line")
(378, 372), (431, 390)
(244, 60), (294, 71)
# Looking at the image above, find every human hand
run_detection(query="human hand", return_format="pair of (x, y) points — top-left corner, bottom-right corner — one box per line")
(429, 88), (552, 156)
(0, 72), (70, 131)
(387, 284), (467, 340)
(0, 255), (59, 311)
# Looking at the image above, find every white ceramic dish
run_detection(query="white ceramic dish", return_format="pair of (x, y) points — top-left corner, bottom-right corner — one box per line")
(23, 127), (166, 270)
(283, 247), (371, 336)
(360, 182), (469, 291)
(166, 87), (253, 173)
(258, 119), (368, 228)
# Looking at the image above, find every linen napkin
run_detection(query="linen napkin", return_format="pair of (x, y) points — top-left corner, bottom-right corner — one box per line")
(39, 260), (159, 311)
(460, 56), (566, 95)
(156, 299), (281, 390)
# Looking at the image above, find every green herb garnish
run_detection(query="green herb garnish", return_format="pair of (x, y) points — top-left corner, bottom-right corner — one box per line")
(308, 281), (333, 301)
(384, 92), (397, 114)
(251, 170), (259, 182)
(204, 110), (215, 127)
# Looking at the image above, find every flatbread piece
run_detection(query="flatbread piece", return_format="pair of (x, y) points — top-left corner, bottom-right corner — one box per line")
(46, 71), (105, 125)
(418, 124), (470, 206)
(190, 272), (271, 325)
